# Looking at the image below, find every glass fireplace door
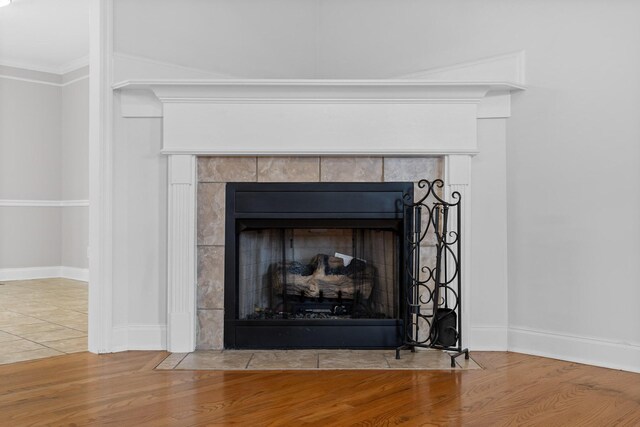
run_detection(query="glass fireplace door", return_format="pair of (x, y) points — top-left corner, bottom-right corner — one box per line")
(238, 228), (398, 321)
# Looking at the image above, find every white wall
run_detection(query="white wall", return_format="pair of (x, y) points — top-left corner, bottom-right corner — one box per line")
(470, 119), (509, 350)
(111, 106), (167, 346)
(113, 0), (318, 79)
(0, 65), (89, 279)
(109, 0), (640, 370)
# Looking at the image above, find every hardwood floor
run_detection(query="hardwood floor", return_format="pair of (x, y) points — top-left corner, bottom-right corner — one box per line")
(0, 351), (638, 426)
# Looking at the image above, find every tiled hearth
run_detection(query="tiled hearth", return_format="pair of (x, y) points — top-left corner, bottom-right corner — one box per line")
(156, 349), (481, 371)
(196, 156), (443, 349)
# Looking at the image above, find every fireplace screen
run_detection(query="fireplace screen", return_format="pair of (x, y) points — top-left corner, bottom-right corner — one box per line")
(238, 228), (398, 321)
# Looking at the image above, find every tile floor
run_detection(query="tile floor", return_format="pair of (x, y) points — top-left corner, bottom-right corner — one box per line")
(157, 349), (482, 371)
(0, 278), (88, 365)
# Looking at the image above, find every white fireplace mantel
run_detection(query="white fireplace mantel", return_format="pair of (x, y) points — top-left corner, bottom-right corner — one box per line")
(114, 78), (523, 156)
(110, 52), (525, 353)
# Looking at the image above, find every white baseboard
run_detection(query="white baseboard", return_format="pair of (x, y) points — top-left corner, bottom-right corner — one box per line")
(508, 326), (640, 373)
(0, 199), (89, 207)
(0, 266), (88, 282)
(59, 266), (89, 282)
(111, 324), (167, 352)
(469, 325), (508, 351)
(111, 326), (128, 352)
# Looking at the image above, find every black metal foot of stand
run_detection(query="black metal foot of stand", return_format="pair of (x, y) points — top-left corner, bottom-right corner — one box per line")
(396, 345), (470, 367)
(448, 348), (469, 368)
(395, 344), (417, 359)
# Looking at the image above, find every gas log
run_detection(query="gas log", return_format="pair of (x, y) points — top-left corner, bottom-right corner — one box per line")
(270, 254), (375, 300)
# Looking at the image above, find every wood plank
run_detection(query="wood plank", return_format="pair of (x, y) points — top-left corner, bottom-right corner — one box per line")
(0, 351), (638, 425)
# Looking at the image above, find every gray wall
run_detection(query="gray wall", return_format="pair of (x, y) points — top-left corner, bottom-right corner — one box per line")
(0, 65), (89, 271)
(61, 69), (90, 269)
(0, 70), (62, 269)
(0, 71), (61, 200)
(0, 208), (62, 268)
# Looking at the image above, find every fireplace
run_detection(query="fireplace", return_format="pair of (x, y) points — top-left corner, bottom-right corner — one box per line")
(116, 67), (525, 353)
(223, 182), (412, 348)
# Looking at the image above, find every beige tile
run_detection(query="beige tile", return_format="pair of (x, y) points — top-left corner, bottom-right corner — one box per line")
(316, 349), (393, 354)
(59, 305), (88, 314)
(5, 304), (62, 315)
(0, 311), (30, 322)
(196, 309), (224, 350)
(156, 353), (189, 370)
(0, 348), (64, 365)
(17, 327), (86, 343)
(456, 355), (482, 370)
(320, 157), (383, 182)
(0, 278), (86, 364)
(383, 157), (444, 182)
(198, 157), (257, 182)
(417, 206), (442, 246)
(163, 349), (479, 371)
(63, 323), (88, 333)
(416, 316), (435, 344)
(0, 330), (21, 343)
(318, 350), (390, 369)
(0, 339), (46, 355)
(24, 310), (75, 321)
(247, 351), (318, 370)
(0, 322), (66, 336)
(197, 183), (226, 246)
(41, 336), (87, 354)
(176, 350), (251, 370)
(197, 246), (225, 309)
(257, 157), (320, 182)
(386, 349), (455, 370)
(0, 313), (46, 328)
(418, 245), (438, 284)
(40, 312), (88, 324)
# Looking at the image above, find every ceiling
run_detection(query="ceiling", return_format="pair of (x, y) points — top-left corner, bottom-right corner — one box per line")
(0, 0), (89, 74)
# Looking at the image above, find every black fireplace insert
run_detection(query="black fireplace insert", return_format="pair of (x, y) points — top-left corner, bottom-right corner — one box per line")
(224, 182), (412, 349)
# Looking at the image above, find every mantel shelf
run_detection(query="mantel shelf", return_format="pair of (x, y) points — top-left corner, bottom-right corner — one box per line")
(113, 79), (524, 103)
(112, 78), (524, 156)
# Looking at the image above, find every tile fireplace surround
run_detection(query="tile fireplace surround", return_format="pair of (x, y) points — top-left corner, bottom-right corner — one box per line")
(196, 156), (443, 349)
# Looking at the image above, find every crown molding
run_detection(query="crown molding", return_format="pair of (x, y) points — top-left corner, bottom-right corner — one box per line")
(0, 71), (88, 87)
(0, 54), (89, 76)
(0, 73), (60, 87)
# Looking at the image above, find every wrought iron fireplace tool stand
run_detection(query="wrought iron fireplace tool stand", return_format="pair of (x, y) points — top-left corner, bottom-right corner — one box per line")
(396, 179), (469, 367)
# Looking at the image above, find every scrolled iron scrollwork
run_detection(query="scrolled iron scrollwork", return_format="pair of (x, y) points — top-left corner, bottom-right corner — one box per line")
(396, 179), (469, 366)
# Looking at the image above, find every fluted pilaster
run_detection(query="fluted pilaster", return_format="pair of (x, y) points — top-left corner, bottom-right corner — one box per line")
(167, 155), (197, 352)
